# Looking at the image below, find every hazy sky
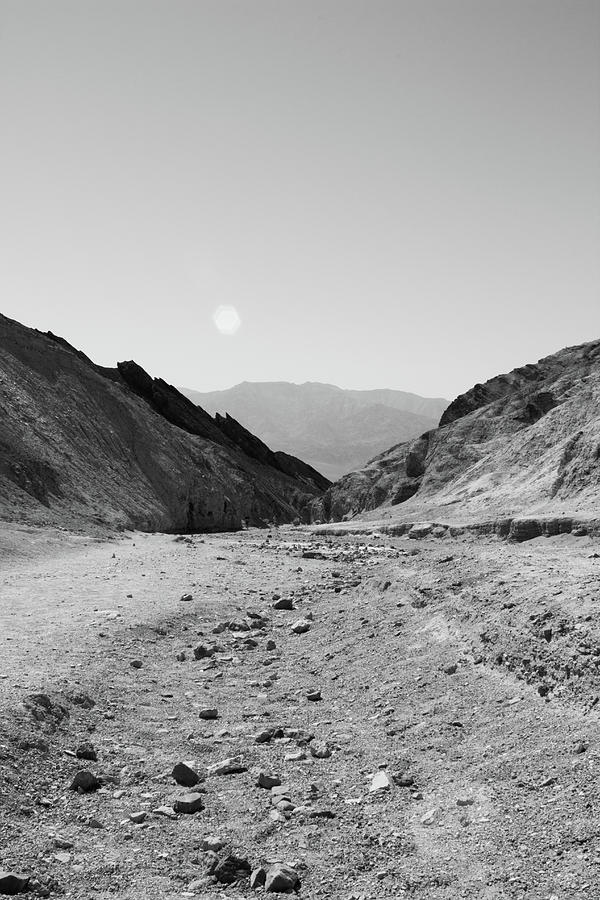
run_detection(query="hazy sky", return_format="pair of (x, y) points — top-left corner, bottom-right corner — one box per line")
(1, 1), (598, 400)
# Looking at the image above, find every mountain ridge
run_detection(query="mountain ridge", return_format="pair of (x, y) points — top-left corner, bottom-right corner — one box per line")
(181, 381), (448, 480)
(314, 338), (600, 527)
(0, 314), (329, 533)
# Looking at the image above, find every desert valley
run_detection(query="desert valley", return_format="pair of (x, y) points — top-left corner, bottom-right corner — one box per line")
(1, 314), (600, 900)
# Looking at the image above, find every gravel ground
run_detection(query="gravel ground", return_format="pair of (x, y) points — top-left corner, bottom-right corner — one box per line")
(1, 524), (600, 899)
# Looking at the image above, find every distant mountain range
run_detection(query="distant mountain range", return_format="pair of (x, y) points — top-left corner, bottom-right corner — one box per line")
(181, 382), (448, 480)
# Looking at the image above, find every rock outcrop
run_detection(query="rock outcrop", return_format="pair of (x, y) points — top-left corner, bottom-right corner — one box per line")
(0, 314), (329, 532)
(315, 339), (600, 524)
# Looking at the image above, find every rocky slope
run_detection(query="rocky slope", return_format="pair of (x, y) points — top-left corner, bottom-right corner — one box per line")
(316, 339), (600, 526)
(0, 314), (329, 533)
(182, 382), (447, 481)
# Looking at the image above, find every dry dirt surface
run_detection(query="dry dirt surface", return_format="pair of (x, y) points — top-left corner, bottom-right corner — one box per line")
(2, 523), (600, 899)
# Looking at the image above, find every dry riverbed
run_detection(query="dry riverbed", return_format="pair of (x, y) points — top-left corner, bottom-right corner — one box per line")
(1, 523), (600, 899)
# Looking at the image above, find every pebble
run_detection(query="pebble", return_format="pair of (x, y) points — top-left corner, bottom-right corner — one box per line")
(207, 757), (248, 776)
(250, 867), (267, 889)
(130, 660), (143, 669)
(258, 772), (282, 789)
(208, 853), (251, 884)
(265, 863), (299, 892)
(173, 793), (204, 814)
(129, 811), (147, 824)
(291, 619), (312, 634)
(75, 741), (97, 761)
(70, 770), (101, 793)
(0, 872), (29, 895)
(172, 762), (201, 787)
(180, 593), (193, 602)
(310, 742), (331, 759)
(369, 770), (392, 792)
(307, 690), (322, 702)
(273, 597), (295, 610)
(198, 708), (218, 720)
(200, 835), (226, 852)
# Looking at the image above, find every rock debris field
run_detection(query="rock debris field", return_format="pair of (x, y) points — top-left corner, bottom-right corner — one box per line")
(1, 524), (600, 899)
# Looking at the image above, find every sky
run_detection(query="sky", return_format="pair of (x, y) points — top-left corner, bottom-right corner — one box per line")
(1, 0), (598, 401)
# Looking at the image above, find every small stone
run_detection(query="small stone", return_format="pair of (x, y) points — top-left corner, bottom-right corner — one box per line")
(69, 770), (101, 792)
(258, 772), (282, 789)
(254, 729), (274, 744)
(444, 663), (458, 675)
(53, 835), (74, 849)
(172, 762), (201, 787)
(250, 867), (267, 889)
(421, 808), (437, 825)
(176, 652), (186, 662)
(208, 853), (251, 884)
(291, 619), (312, 635)
(0, 872), (29, 895)
(173, 793), (204, 814)
(310, 741), (331, 759)
(129, 811), (147, 824)
(307, 690), (321, 702)
(369, 770), (392, 792)
(75, 741), (97, 761)
(265, 863), (299, 892)
(154, 805), (177, 818)
(193, 645), (215, 660)
(198, 708), (218, 720)
(180, 593), (193, 602)
(456, 797), (474, 807)
(130, 660), (143, 669)
(207, 756), (247, 776)
(200, 835), (226, 852)
(285, 750), (307, 762)
(266, 639), (276, 651)
(273, 597), (295, 610)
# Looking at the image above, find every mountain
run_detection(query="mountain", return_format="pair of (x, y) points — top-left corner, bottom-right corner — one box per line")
(315, 339), (600, 528)
(0, 314), (329, 533)
(181, 382), (448, 481)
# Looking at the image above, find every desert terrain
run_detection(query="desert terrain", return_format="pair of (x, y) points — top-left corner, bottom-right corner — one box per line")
(2, 521), (600, 899)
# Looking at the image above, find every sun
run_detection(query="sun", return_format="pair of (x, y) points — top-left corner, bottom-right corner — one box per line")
(212, 305), (241, 335)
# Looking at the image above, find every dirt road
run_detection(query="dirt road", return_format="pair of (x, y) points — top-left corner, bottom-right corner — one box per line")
(1, 524), (600, 899)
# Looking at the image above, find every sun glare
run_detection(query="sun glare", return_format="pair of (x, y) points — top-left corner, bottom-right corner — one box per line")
(212, 305), (241, 335)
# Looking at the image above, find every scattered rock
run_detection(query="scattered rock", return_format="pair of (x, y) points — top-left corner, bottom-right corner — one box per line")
(265, 863), (300, 892)
(69, 770), (101, 793)
(193, 645), (215, 660)
(207, 757), (248, 776)
(250, 867), (267, 889)
(200, 835), (226, 852)
(180, 593), (193, 602)
(172, 762), (201, 787)
(173, 793), (204, 814)
(258, 772), (282, 789)
(208, 853), (251, 884)
(129, 811), (147, 824)
(273, 597), (295, 610)
(130, 659), (143, 669)
(0, 869), (29, 894)
(307, 689), (322, 702)
(75, 741), (97, 761)
(310, 741), (331, 759)
(369, 770), (392, 792)
(291, 619), (312, 635)
(198, 708), (219, 720)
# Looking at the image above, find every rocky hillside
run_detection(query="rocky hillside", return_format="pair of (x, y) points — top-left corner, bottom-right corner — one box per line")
(316, 339), (600, 525)
(181, 381), (447, 480)
(0, 314), (329, 533)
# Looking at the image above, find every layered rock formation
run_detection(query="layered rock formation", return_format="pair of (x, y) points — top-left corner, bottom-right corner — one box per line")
(0, 314), (329, 533)
(316, 339), (600, 525)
